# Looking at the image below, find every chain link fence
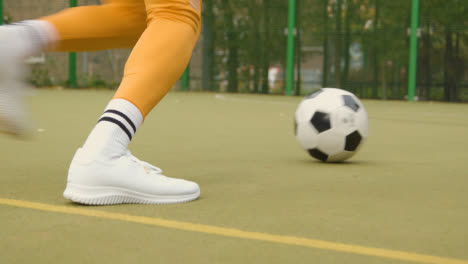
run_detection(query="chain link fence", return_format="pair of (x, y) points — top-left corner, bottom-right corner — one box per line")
(2, 0), (467, 101)
(3, 0), (133, 89)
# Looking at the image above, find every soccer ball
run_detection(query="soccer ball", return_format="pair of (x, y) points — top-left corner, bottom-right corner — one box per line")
(294, 88), (369, 162)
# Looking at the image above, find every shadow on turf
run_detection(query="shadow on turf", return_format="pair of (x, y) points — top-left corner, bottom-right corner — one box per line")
(295, 159), (377, 166)
(63, 197), (204, 207)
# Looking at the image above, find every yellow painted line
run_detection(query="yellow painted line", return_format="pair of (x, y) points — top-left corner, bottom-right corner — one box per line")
(1, 198), (467, 264)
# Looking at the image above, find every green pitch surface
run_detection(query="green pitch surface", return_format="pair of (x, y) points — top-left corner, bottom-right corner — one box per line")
(1, 89), (467, 264)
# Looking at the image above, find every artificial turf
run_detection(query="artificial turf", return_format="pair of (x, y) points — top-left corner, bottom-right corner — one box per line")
(1, 89), (467, 264)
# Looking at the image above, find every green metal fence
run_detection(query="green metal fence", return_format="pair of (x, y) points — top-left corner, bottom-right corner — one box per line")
(68, 0), (77, 88)
(1, 0), (467, 102)
(0, 0), (3, 25)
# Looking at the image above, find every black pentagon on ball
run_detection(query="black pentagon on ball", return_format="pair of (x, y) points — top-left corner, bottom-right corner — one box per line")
(345, 131), (362, 151)
(305, 89), (323, 99)
(310, 111), (331, 133)
(308, 148), (328, 162)
(342, 95), (360, 112)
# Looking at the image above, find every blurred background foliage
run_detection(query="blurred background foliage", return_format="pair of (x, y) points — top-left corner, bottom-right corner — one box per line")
(2, 0), (467, 101)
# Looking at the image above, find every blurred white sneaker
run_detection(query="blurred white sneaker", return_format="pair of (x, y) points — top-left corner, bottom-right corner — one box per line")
(0, 30), (31, 137)
(63, 149), (200, 205)
(0, 21), (56, 137)
(0, 82), (32, 137)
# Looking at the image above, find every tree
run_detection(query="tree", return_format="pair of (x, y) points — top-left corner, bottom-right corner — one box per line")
(201, 0), (467, 101)
(341, 0), (357, 90)
(202, 0), (215, 91)
(221, 0), (239, 93)
(333, 0), (343, 88)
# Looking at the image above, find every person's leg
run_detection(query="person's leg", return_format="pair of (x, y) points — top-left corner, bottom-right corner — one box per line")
(0, 0), (146, 136)
(64, 0), (203, 205)
(78, 0), (201, 160)
(113, 0), (202, 116)
(41, 0), (146, 51)
(0, 0), (202, 204)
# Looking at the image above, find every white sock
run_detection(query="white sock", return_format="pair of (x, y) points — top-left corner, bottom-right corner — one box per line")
(81, 99), (143, 160)
(0, 20), (58, 58)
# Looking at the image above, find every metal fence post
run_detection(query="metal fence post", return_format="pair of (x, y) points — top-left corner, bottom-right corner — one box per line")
(68, 0), (77, 88)
(285, 0), (296, 96)
(0, 0), (3, 25)
(181, 65), (189, 91)
(408, 0), (420, 101)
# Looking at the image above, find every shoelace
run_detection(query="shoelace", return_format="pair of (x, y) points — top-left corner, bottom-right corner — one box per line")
(124, 151), (165, 176)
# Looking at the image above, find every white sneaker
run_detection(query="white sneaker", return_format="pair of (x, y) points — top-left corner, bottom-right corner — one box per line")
(0, 26), (32, 137)
(0, 81), (32, 136)
(63, 149), (200, 205)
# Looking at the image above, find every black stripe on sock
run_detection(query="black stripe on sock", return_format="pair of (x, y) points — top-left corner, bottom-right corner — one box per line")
(103, 110), (137, 133)
(98, 117), (132, 140)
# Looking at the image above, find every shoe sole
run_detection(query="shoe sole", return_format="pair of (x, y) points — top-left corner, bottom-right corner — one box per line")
(63, 183), (200, 205)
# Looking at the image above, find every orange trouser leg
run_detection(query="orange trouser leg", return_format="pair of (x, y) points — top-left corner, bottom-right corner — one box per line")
(113, 0), (202, 117)
(41, 0), (147, 52)
(42, 0), (201, 117)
